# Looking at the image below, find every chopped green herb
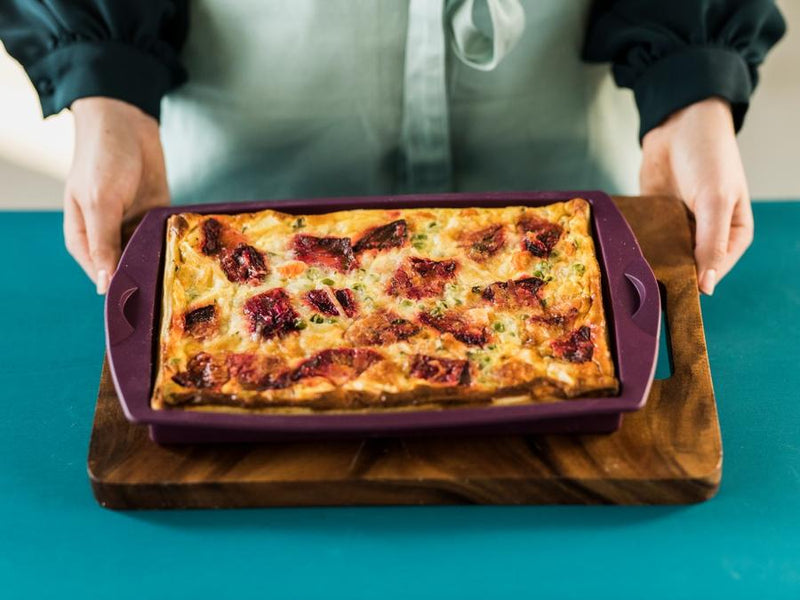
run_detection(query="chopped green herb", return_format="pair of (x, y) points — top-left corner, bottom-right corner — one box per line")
(471, 285), (482, 294)
(428, 221), (437, 228)
(292, 217), (306, 230)
(492, 322), (505, 332)
(454, 298), (463, 306)
(326, 318), (338, 324)
(310, 314), (325, 324)
(321, 278), (335, 286)
(401, 299), (413, 307)
(487, 344), (497, 350)
(413, 242), (425, 250)
(294, 318), (308, 330)
(573, 263), (586, 275)
(391, 318), (407, 325)
(412, 233), (428, 241)
(541, 298), (548, 308)
(550, 250), (559, 258)
(353, 283), (365, 291)
(306, 267), (320, 280)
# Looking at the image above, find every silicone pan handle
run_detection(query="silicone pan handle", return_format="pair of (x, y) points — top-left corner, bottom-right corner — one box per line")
(622, 255), (660, 336)
(106, 272), (140, 347)
(104, 209), (166, 423)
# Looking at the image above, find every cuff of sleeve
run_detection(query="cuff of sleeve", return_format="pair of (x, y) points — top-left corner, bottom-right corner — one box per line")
(628, 46), (753, 141)
(24, 41), (185, 121)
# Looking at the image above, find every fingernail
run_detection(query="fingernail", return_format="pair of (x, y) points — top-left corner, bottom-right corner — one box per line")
(701, 269), (717, 296)
(97, 269), (109, 295)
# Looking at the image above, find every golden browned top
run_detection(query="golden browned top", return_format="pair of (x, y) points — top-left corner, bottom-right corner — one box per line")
(152, 198), (618, 413)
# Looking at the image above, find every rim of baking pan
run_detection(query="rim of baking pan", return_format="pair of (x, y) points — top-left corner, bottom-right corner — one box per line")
(105, 191), (660, 435)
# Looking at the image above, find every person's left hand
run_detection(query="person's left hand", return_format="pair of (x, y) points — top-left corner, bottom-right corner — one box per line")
(640, 97), (753, 296)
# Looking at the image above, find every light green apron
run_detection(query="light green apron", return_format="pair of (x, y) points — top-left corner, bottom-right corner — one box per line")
(160, 0), (641, 205)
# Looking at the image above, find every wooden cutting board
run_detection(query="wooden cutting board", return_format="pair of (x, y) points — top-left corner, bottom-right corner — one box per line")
(88, 195), (721, 508)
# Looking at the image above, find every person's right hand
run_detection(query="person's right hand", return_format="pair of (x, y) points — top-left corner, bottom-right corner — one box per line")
(64, 97), (170, 294)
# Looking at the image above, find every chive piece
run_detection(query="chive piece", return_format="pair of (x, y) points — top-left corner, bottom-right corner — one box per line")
(471, 285), (482, 294)
(321, 278), (335, 286)
(573, 263), (586, 275)
(310, 314), (325, 324)
(493, 322), (505, 332)
(292, 217), (306, 230)
(428, 222), (437, 228)
(294, 319), (308, 330)
(401, 299), (413, 307)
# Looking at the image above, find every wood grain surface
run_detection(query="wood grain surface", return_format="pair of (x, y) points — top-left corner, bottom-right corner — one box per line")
(88, 196), (722, 508)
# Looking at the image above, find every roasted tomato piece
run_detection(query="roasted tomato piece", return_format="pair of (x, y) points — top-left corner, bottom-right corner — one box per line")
(353, 219), (408, 253)
(220, 243), (268, 285)
(334, 288), (359, 318)
(293, 234), (356, 272)
(201, 218), (223, 255)
(418, 312), (489, 346)
(200, 218), (268, 284)
(344, 310), (420, 346)
(409, 354), (470, 386)
(243, 289), (302, 340)
(387, 257), (458, 299)
(551, 326), (594, 363)
(518, 217), (562, 258)
(481, 276), (545, 308)
(183, 304), (217, 338)
(529, 307), (579, 328)
(304, 289), (340, 316)
(291, 348), (383, 386)
(226, 353), (290, 390)
(463, 224), (505, 261)
(172, 352), (229, 389)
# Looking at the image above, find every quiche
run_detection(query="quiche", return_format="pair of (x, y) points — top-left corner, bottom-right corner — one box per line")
(152, 198), (618, 413)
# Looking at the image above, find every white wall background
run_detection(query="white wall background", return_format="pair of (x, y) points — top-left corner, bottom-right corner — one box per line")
(0, 0), (797, 208)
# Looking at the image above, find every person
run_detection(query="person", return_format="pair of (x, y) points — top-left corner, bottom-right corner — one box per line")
(0, 1), (785, 296)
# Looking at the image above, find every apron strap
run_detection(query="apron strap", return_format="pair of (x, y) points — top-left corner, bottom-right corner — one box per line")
(447, 0), (526, 71)
(399, 0), (453, 192)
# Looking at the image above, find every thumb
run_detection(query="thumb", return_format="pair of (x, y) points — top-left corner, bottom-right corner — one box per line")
(83, 197), (123, 294)
(692, 194), (735, 296)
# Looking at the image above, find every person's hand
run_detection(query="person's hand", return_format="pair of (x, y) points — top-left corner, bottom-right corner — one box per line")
(640, 97), (753, 295)
(64, 97), (170, 294)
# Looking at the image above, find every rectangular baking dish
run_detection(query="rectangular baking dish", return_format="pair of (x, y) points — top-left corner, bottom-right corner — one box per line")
(105, 191), (660, 443)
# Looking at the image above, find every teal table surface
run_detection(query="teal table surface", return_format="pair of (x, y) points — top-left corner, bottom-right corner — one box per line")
(1, 204), (799, 600)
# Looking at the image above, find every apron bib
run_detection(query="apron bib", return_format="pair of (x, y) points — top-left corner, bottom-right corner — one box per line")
(161, 0), (640, 205)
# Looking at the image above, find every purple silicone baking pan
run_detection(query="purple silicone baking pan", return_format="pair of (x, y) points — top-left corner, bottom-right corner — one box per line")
(105, 191), (659, 444)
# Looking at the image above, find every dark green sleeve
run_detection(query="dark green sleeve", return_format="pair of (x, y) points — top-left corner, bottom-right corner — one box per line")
(0, 0), (188, 120)
(583, 0), (786, 140)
